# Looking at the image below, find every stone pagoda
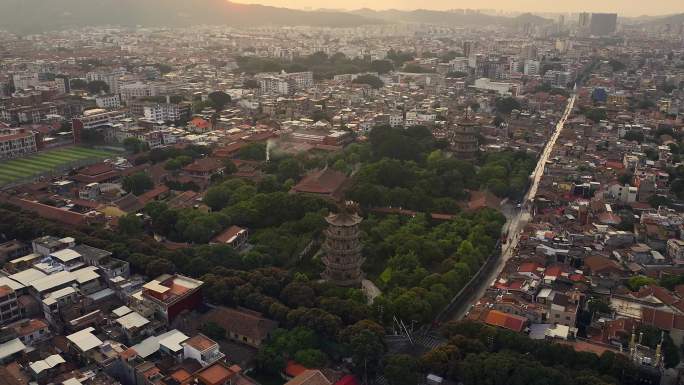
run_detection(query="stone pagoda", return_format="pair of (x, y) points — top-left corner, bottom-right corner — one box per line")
(321, 204), (364, 287)
(448, 110), (480, 159)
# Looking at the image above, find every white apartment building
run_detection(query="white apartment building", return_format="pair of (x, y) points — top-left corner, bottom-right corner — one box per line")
(120, 82), (153, 103)
(0, 129), (38, 160)
(72, 109), (129, 143)
(471, 78), (517, 96)
(143, 103), (182, 122)
(389, 114), (404, 128)
(524, 60), (540, 76)
(449, 58), (470, 73)
(95, 94), (121, 109)
(257, 71), (313, 95)
(86, 69), (125, 94)
(12, 73), (39, 91)
(258, 76), (291, 95)
(608, 183), (637, 203)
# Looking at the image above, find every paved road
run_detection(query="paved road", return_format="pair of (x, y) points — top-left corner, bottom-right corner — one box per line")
(450, 94), (577, 321)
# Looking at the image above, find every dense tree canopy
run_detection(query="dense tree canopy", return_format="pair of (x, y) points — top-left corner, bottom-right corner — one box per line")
(352, 74), (384, 89)
(122, 173), (153, 195)
(208, 91), (231, 111)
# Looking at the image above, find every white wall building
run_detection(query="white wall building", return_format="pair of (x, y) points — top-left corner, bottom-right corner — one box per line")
(524, 60), (540, 76)
(95, 94), (121, 109)
(0, 129), (38, 160)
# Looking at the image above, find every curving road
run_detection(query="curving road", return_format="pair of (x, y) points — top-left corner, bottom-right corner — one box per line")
(450, 94), (577, 321)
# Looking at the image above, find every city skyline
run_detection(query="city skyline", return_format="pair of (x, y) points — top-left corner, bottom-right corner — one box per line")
(231, 0), (683, 17)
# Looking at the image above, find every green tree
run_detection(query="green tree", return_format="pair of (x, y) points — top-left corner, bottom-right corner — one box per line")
(294, 349), (327, 368)
(237, 143), (267, 161)
(446, 71), (468, 78)
(123, 137), (146, 154)
(122, 173), (153, 195)
(384, 354), (420, 385)
(119, 214), (143, 236)
(223, 159), (238, 175)
(244, 79), (259, 89)
(201, 322), (226, 341)
(353, 74), (384, 89)
(627, 275), (657, 291)
(208, 91), (232, 111)
(70, 78), (88, 90)
(623, 131), (644, 143)
(347, 329), (386, 382)
(495, 97), (522, 115)
(618, 172), (633, 186)
(277, 158), (303, 182)
(145, 258), (175, 277)
(86, 80), (110, 94)
(403, 64), (434, 73)
(370, 60), (393, 74)
(204, 185), (232, 211)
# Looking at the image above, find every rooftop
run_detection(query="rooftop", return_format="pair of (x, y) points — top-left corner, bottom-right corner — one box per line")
(66, 327), (103, 352)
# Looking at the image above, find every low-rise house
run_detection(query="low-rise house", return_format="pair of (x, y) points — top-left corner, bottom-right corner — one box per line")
(211, 226), (249, 249)
(0, 240), (30, 264)
(4, 318), (50, 346)
(483, 309), (528, 332)
(198, 307), (277, 348)
(285, 370), (333, 385)
(134, 274), (203, 324)
(182, 333), (225, 367)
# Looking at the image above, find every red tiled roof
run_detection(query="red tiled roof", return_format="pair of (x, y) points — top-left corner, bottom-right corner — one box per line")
(334, 375), (360, 385)
(544, 265), (563, 278)
(605, 161), (625, 169)
(214, 142), (246, 158)
(200, 307), (278, 343)
(518, 262), (542, 274)
(2, 195), (87, 226)
(78, 163), (115, 176)
(675, 285), (684, 299)
(291, 168), (348, 197)
(285, 361), (308, 378)
(0, 131), (33, 141)
(641, 308), (684, 331)
(651, 286), (677, 305)
(183, 157), (224, 173)
(190, 117), (210, 129)
(245, 131), (276, 142)
(483, 310), (527, 332)
(212, 225), (246, 244)
(584, 255), (622, 274)
(138, 185), (169, 205)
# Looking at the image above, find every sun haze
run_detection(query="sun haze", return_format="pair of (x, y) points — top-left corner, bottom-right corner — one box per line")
(230, 0), (683, 16)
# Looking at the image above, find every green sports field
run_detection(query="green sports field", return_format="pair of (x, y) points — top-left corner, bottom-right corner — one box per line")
(0, 146), (120, 186)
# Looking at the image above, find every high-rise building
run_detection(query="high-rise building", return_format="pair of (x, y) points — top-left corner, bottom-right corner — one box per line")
(521, 45), (538, 60)
(578, 12), (591, 29)
(590, 13), (618, 36)
(557, 15), (565, 33)
(463, 41), (474, 58)
(321, 207), (364, 287)
(524, 60), (540, 76)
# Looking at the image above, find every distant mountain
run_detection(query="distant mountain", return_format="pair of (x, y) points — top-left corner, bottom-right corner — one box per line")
(0, 1), (556, 35)
(0, 0), (381, 34)
(350, 8), (553, 27)
(510, 13), (554, 26)
(642, 13), (684, 26)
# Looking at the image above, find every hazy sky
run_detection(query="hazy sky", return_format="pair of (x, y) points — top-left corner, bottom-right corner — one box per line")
(231, 0), (684, 16)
